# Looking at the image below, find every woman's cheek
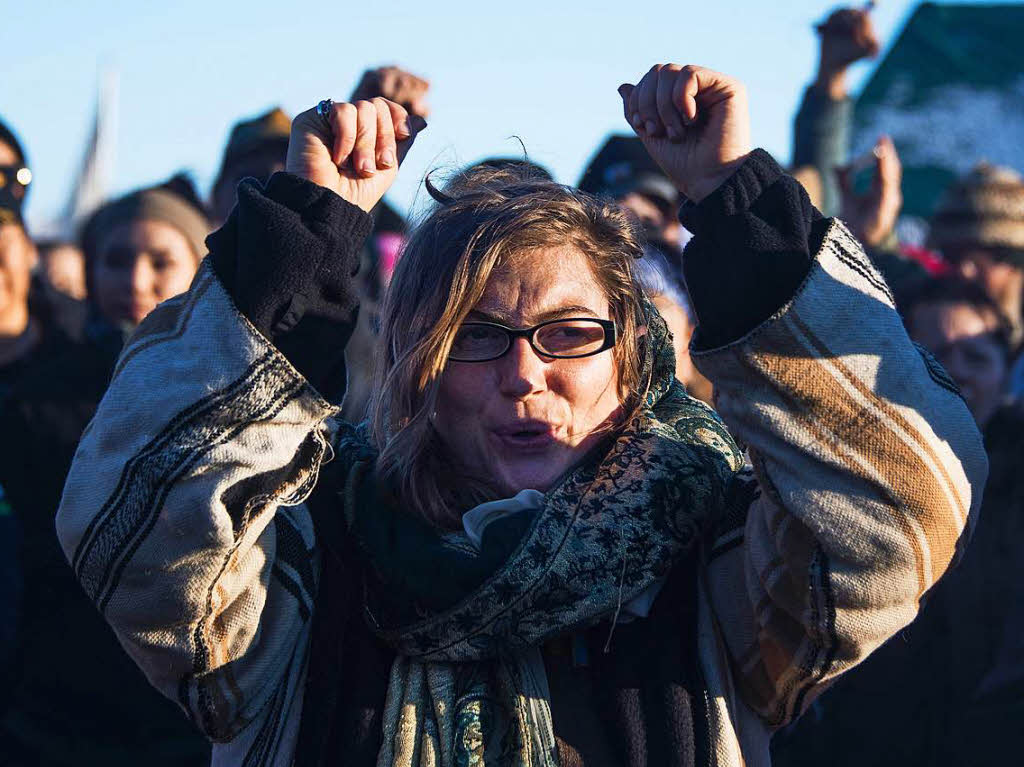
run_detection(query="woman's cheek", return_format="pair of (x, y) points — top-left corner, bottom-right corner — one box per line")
(555, 359), (619, 436)
(440, 366), (489, 413)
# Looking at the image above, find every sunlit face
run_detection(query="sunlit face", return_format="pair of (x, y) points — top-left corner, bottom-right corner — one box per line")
(92, 219), (199, 327)
(908, 301), (1009, 429)
(433, 246), (623, 496)
(0, 223), (35, 323)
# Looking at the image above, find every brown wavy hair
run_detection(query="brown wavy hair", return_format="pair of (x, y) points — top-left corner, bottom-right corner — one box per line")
(369, 165), (653, 528)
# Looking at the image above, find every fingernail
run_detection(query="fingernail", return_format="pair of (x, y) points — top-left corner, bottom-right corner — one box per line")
(666, 126), (680, 140)
(645, 120), (657, 134)
(380, 150), (396, 168)
(359, 159), (375, 175)
(631, 114), (643, 129)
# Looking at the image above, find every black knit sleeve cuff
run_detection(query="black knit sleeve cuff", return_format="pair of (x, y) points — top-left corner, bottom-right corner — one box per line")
(679, 149), (823, 351)
(260, 172), (374, 241)
(677, 148), (784, 235)
(207, 172), (374, 398)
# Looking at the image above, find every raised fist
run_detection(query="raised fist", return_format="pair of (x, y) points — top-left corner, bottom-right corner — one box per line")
(285, 98), (425, 213)
(350, 66), (430, 119)
(837, 135), (903, 248)
(817, 6), (881, 73)
(619, 65), (751, 203)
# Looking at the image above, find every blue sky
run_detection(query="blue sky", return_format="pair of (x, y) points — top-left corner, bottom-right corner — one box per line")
(1, 0), (1011, 230)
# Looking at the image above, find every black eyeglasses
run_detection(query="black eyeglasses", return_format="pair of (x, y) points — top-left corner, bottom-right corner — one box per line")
(449, 318), (617, 363)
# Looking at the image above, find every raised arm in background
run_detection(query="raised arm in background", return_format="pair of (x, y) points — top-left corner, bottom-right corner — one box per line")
(792, 5), (880, 217)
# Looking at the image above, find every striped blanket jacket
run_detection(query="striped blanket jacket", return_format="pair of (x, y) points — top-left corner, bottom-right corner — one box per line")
(56, 166), (986, 766)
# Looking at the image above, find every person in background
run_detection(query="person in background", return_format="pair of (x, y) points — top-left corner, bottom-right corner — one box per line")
(632, 247), (700, 393)
(0, 116), (36, 691)
(28, 239), (89, 343)
(773, 277), (1021, 766)
(0, 176), (211, 766)
(792, 4), (880, 218)
(0, 117), (76, 399)
(0, 148), (39, 397)
(579, 134), (715, 402)
(35, 239), (87, 302)
(210, 107), (292, 226)
(579, 133), (687, 250)
(927, 163), (1024, 396)
(906, 279), (1013, 430)
(905, 282), (1022, 759)
(81, 174), (208, 329)
(0, 119), (90, 678)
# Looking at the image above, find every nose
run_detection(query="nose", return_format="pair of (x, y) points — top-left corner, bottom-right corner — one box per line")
(497, 337), (547, 398)
(130, 257), (155, 298)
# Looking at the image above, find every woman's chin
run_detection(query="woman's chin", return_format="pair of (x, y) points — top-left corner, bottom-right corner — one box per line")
(493, 456), (571, 495)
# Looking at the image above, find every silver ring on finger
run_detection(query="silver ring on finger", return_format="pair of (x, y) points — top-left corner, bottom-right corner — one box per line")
(316, 99), (334, 129)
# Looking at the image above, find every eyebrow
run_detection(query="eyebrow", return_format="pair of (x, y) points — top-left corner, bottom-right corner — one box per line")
(466, 304), (601, 324)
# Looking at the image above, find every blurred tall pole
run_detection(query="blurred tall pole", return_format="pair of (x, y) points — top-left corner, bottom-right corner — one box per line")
(58, 68), (118, 238)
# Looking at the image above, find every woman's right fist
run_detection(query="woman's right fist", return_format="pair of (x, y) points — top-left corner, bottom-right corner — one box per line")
(285, 98), (425, 213)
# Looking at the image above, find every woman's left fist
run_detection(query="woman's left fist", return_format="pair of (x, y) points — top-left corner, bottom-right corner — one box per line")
(619, 65), (751, 203)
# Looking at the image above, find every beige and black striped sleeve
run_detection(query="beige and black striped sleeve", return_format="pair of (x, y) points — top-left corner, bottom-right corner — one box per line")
(694, 220), (988, 728)
(55, 260), (338, 747)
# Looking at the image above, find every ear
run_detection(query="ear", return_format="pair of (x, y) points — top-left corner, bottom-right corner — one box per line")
(637, 323), (649, 337)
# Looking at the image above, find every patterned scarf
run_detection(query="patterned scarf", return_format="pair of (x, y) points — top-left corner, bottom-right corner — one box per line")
(336, 308), (743, 766)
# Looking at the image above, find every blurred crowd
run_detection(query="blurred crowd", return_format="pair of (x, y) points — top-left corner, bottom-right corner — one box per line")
(0, 6), (1021, 766)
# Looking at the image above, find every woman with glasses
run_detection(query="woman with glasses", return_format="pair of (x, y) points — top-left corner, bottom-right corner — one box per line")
(56, 64), (985, 767)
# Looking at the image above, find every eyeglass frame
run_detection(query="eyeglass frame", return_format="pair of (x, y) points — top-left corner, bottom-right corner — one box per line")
(448, 317), (618, 363)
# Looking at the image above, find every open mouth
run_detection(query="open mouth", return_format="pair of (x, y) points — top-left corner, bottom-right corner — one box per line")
(493, 421), (556, 450)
